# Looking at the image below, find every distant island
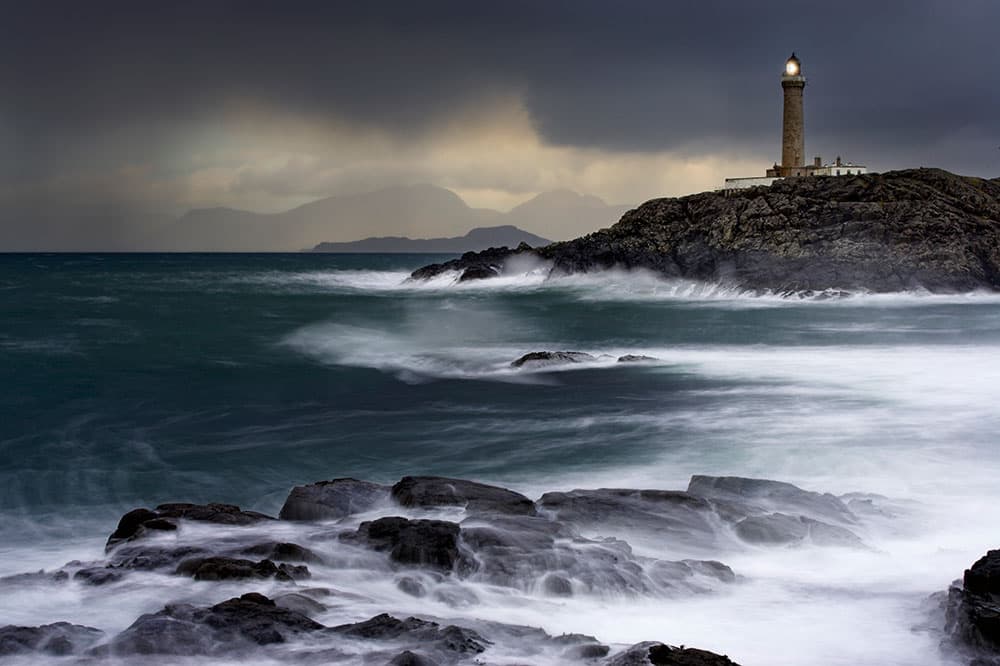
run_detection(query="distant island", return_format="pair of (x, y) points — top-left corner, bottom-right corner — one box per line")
(161, 185), (628, 252)
(310, 225), (552, 253)
(412, 169), (1000, 293)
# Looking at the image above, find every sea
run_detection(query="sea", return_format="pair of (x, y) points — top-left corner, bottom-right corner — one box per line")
(2, 252), (1000, 665)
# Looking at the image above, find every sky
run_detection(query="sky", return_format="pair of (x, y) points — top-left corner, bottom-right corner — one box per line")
(2, 0), (999, 249)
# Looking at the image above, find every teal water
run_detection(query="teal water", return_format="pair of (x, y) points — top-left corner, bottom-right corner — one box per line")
(3, 253), (1000, 665)
(3, 253), (1000, 530)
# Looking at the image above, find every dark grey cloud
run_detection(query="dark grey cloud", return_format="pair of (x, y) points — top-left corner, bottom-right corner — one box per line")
(6, 1), (999, 155)
(1, 0), (998, 247)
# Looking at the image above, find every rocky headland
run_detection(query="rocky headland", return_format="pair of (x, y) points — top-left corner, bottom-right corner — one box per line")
(411, 169), (1000, 293)
(4, 472), (970, 664)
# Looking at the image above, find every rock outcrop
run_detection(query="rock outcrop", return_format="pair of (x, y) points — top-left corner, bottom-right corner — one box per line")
(4, 472), (916, 664)
(945, 549), (1000, 661)
(100, 593), (323, 656)
(511, 351), (598, 368)
(411, 169), (1000, 293)
(279, 478), (390, 521)
(391, 476), (537, 516)
(106, 502), (273, 550)
(0, 622), (104, 656)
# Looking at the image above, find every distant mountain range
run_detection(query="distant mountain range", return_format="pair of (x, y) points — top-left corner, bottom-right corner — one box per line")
(161, 184), (630, 251)
(310, 225), (552, 253)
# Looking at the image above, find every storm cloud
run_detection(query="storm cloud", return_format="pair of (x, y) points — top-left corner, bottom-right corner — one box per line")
(2, 0), (998, 248)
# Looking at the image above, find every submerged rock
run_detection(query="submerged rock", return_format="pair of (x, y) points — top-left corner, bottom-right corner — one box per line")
(73, 566), (126, 586)
(411, 169), (1000, 293)
(537, 488), (719, 546)
(392, 475), (537, 516)
(279, 477), (390, 522)
(618, 355), (659, 363)
(0, 622), (104, 656)
(687, 475), (857, 525)
(175, 556), (309, 582)
(106, 544), (212, 571)
(511, 351), (597, 368)
(101, 592), (323, 656)
(389, 650), (441, 665)
(733, 513), (864, 548)
(332, 613), (489, 655)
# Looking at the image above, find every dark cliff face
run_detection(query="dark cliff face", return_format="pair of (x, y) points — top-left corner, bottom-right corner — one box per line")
(412, 169), (1000, 293)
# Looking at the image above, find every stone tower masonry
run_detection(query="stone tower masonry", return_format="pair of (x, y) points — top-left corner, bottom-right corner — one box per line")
(781, 53), (805, 171)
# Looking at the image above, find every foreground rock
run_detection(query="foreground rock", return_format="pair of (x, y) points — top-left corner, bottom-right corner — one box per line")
(332, 613), (489, 656)
(99, 593), (323, 657)
(4, 472), (915, 663)
(342, 516), (472, 573)
(687, 475), (856, 526)
(391, 475), (537, 516)
(106, 502), (273, 550)
(279, 478), (390, 521)
(174, 556), (310, 582)
(411, 169), (1000, 293)
(0, 622), (103, 656)
(945, 549), (1000, 661)
(538, 488), (720, 549)
(608, 641), (740, 665)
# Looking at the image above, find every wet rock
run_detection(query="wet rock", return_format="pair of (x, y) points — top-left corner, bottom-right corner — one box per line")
(332, 613), (488, 655)
(397, 576), (427, 597)
(410, 245), (528, 282)
(0, 622), (104, 656)
(273, 592), (327, 617)
(389, 650), (440, 666)
(618, 355), (658, 363)
(567, 642), (612, 658)
(239, 541), (323, 563)
(542, 573), (574, 597)
(106, 502), (273, 550)
(279, 478), (390, 521)
(175, 556), (310, 582)
(537, 488), (718, 547)
(648, 559), (736, 592)
(687, 475), (856, 525)
(458, 265), (499, 281)
(73, 566), (126, 586)
(0, 569), (70, 586)
(946, 550), (1000, 655)
(342, 516), (470, 572)
(102, 592), (323, 656)
(107, 544), (211, 571)
(392, 475), (537, 516)
(733, 513), (864, 548)
(461, 513), (718, 596)
(511, 351), (597, 368)
(607, 641), (740, 665)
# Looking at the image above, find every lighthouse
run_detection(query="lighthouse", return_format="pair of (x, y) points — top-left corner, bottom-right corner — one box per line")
(722, 53), (868, 190)
(780, 53), (805, 173)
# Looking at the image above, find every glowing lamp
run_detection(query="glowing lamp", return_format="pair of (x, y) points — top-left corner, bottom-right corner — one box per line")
(784, 53), (801, 76)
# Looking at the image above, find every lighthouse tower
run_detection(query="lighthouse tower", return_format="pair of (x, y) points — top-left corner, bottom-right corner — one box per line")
(780, 53), (805, 174)
(721, 53), (867, 190)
